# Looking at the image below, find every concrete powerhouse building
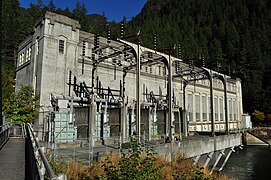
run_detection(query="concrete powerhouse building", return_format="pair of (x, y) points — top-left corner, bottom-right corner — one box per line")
(16, 12), (244, 143)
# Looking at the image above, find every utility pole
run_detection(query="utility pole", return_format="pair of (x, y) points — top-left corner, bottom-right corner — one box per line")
(136, 42), (141, 143)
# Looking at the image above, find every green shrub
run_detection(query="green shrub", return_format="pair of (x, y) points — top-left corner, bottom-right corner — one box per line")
(101, 137), (163, 180)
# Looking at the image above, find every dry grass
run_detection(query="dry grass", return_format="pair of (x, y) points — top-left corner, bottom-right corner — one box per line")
(64, 152), (120, 180)
(65, 162), (104, 180)
(159, 157), (226, 180)
(56, 153), (229, 180)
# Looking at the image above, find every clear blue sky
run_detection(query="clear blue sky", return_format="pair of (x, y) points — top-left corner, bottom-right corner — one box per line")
(19, 0), (147, 22)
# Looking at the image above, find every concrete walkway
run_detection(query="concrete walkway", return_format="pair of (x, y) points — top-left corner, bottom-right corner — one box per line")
(0, 138), (25, 180)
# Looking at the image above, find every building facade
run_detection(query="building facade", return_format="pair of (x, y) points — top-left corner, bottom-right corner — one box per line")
(16, 12), (244, 142)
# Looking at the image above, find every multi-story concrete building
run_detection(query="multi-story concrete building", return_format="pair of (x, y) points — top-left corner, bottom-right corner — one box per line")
(16, 12), (244, 142)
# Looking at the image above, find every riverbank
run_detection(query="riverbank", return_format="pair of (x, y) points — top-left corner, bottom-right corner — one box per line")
(245, 127), (271, 145)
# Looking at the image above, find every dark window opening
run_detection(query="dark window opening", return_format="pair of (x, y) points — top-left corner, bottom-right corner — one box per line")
(59, 40), (64, 53)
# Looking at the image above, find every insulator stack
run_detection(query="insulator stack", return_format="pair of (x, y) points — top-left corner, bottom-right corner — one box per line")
(178, 44), (181, 59)
(82, 41), (86, 56)
(153, 34), (157, 50)
(94, 34), (100, 49)
(120, 20), (124, 39)
(107, 26), (111, 44)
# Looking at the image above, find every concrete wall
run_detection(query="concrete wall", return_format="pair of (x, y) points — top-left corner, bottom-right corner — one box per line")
(16, 36), (33, 89)
(40, 13), (80, 110)
(179, 133), (242, 158)
(153, 134), (242, 163)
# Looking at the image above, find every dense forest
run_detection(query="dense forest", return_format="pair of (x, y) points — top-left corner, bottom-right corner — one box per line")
(127, 0), (271, 115)
(1, 0), (271, 115)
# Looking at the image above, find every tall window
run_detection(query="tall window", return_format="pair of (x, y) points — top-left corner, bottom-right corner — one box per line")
(145, 66), (148, 73)
(59, 40), (64, 53)
(214, 97), (218, 121)
(26, 49), (29, 62)
(233, 100), (236, 121)
(219, 98), (224, 121)
(195, 95), (200, 121)
(22, 52), (25, 64)
(28, 48), (31, 61)
(229, 99), (233, 121)
(188, 94), (193, 122)
(19, 52), (24, 66)
(202, 96), (207, 121)
(150, 65), (152, 74)
(26, 47), (31, 62)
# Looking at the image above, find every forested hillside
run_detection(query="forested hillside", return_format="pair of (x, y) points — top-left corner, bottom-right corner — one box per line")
(127, 0), (271, 114)
(2, 0), (271, 114)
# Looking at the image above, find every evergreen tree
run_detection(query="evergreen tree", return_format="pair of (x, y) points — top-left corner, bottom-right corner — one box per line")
(62, 7), (72, 18)
(47, 0), (56, 12)
(72, 1), (89, 31)
(1, 0), (20, 99)
(36, 0), (45, 9)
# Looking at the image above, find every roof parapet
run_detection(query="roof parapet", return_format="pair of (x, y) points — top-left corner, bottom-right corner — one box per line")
(45, 11), (81, 31)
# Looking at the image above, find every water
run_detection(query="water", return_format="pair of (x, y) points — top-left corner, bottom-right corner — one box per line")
(222, 146), (271, 180)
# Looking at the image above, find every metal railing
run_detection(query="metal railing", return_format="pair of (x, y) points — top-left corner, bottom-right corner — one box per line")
(26, 123), (66, 180)
(0, 123), (10, 149)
